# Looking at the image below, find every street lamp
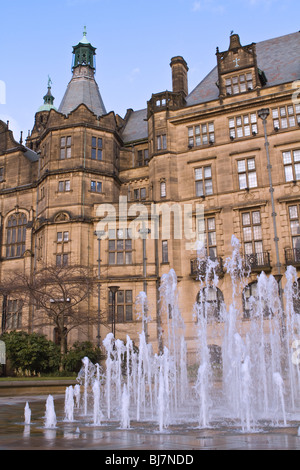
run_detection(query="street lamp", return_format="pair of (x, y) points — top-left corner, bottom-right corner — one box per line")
(94, 230), (105, 348)
(258, 108), (281, 277)
(139, 221), (151, 341)
(109, 286), (120, 338)
(258, 108), (284, 315)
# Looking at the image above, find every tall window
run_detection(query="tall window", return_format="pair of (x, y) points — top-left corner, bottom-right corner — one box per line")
(237, 158), (257, 189)
(188, 122), (215, 147)
(283, 149), (300, 182)
(162, 240), (168, 263)
(157, 134), (167, 151)
(288, 205), (300, 251)
(160, 181), (166, 198)
(6, 213), (27, 258)
(137, 149), (149, 166)
(6, 299), (22, 329)
(108, 229), (132, 265)
(229, 113), (258, 139)
(225, 72), (253, 95)
(92, 137), (103, 160)
(242, 210), (263, 256)
(198, 217), (217, 259)
(108, 290), (133, 323)
(272, 105), (300, 130)
(195, 166), (213, 197)
(60, 136), (72, 159)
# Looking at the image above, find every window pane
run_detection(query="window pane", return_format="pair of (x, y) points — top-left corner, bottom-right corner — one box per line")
(195, 168), (202, 180)
(291, 220), (300, 236)
(247, 158), (255, 170)
(57, 232), (62, 242)
(207, 217), (215, 231)
(243, 226), (252, 242)
(285, 165), (294, 182)
(125, 305), (132, 321)
(117, 252), (124, 264)
(254, 241), (263, 254)
(239, 173), (247, 189)
(91, 148), (96, 159)
(283, 151), (292, 164)
(125, 290), (132, 304)
(253, 225), (262, 240)
(242, 212), (251, 226)
(295, 164), (300, 180)
(204, 167), (211, 178)
(97, 182), (102, 192)
(289, 206), (298, 220)
(196, 181), (203, 197)
(205, 179), (213, 195)
(238, 160), (246, 173)
(248, 171), (257, 188)
(252, 211), (261, 224)
(294, 150), (300, 162)
(65, 181), (70, 191)
(92, 137), (96, 147)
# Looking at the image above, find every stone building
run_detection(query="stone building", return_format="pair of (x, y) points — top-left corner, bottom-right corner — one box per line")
(0, 29), (300, 360)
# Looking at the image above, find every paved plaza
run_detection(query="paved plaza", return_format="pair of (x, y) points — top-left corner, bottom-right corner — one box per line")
(0, 383), (300, 451)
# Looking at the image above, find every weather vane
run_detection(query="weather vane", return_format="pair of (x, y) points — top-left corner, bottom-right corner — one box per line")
(48, 75), (52, 88)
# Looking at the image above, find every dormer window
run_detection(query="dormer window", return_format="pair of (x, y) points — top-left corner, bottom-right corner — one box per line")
(225, 72), (253, 95)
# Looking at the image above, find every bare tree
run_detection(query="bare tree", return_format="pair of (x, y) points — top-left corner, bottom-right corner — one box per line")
(10, 263), (103, 370)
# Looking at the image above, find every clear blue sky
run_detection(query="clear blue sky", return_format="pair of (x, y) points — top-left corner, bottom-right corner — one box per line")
(1, 0), (300, 142)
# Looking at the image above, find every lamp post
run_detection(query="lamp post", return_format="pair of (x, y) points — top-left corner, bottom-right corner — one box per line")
(94, 230), (105, 349)
(139, 221), (151, 341)
(109, 286), (119, 338)
(258, 108), (284, 313)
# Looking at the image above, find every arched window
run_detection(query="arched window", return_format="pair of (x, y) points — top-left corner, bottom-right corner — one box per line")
(196, 286), (224, 321)
(6, 213), (27, 258)
(243, 281), (272, 319)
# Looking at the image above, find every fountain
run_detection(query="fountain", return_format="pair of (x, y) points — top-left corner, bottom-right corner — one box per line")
(44, 395), (57, 429)
(24, 402), (31, 425)
(65, 235), (300, 434)
(16, 236), (300, 442)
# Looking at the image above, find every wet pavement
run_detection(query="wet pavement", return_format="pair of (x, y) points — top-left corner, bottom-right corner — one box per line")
(0, 388), (300, 450)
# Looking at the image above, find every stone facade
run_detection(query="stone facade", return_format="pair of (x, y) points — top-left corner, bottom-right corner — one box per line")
(1, 31), (300, 359)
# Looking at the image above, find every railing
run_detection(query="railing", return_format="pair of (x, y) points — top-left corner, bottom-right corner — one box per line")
(190, 257), (224, 280)
(245, 251), (271, 272)
(285, 248), (300, 266)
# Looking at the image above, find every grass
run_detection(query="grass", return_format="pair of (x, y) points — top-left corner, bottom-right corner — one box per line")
(0, 375), (77, 382)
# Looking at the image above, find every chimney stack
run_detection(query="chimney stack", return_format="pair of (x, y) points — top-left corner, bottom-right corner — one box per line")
(170, 56), (189, 98)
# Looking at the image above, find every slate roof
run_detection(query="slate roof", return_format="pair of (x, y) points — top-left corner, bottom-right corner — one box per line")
(58, 69), (107, 117)
(121, 32), (300, 143)
(122, 108), (148, 143)
(186, 31), (300, 106)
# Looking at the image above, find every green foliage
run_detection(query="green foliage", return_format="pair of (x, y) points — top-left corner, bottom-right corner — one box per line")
(0, 331), (60, 375)
(63, 341), (103, 373)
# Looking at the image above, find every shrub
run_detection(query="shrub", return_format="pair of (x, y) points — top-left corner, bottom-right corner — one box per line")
(63, 341), (103, 373)
(0, 331), (60, 375)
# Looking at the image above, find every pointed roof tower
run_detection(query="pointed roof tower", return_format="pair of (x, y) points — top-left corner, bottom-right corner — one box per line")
(38, 76), (56, 112)
(58, 28), (107, 116)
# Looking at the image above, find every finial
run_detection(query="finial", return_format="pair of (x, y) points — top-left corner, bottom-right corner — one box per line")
(48, 75), (52, 88)
(230, 30), (234, 36)
(83, 26), (87, 37)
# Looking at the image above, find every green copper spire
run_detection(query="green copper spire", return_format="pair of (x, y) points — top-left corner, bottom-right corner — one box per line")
(37, 76), (56, 112)
(72, 27), (96, 70)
